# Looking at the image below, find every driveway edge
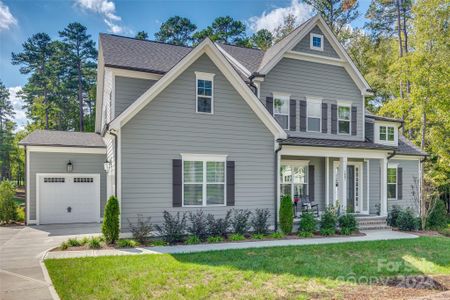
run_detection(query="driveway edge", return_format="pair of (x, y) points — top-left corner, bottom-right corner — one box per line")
(40, 249), (61, 300)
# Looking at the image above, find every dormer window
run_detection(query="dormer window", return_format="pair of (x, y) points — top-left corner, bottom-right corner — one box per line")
(310, 33), (324, 51)
(380, 126), (395, 142)
(375, 122), (398, 145)
(195, 72), (215, 114)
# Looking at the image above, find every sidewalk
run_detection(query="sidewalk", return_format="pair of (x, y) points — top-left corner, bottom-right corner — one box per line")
(45, 229), (419, 260)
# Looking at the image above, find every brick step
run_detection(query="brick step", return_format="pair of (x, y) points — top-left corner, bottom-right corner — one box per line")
(358, 221), (389, 225)
(359, 225), (391, 230)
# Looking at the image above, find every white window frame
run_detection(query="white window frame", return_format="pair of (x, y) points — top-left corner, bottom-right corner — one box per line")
(310, 33), (324, 51)
(280, 160), (309, 202)
(379, 125), (395, 142)
(273, 93), (290, 130)
(195, 72), (215, 114)
(374, 122), (399, 146)
(306, 98), (322, 133)
(181, 153), (227, 207)
(387, 164), (398, 200)
(337, 104), (351, 135)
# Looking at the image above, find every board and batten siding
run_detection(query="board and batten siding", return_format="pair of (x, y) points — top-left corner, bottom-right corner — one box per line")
(114, 76), (157, 118)
(388, 159), (420, 213)
(120, 54), (275, 229)
(28, 152), (107, 221)
(292, 25), (339, 58)
(260, 58), (364, 141)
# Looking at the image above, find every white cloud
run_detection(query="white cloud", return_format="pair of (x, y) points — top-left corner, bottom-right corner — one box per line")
(249, 0), (313, 33)
(75, 0), (126, 34)
(8, 86), (28, 131)
(0, 1), (17, 32)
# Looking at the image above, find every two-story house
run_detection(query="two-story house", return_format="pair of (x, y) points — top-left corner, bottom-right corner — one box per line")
(20, 15), (425, 229)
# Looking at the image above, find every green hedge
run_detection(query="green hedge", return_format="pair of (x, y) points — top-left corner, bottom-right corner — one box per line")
(279, 195), (293, 234)
(102, 196), (120, 244)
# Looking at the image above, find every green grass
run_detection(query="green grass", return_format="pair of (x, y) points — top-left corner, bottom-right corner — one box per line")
(45, 237), (450, 300)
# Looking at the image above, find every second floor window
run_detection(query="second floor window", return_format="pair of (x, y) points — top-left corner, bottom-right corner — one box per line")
(307, 99), (321, 132)
(273, 94), (289, 129)
(380, 126), (395, 141)
(338, 105), (350, 134)
(196, 72), (215, 114)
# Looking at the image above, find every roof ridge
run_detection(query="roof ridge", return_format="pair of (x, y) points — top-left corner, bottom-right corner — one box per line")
(100, 33), (193, 49)
(216, 42), (264, 52)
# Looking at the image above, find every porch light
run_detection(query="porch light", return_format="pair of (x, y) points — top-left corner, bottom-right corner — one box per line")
(66, 161), (73, 173)
(104, 160), (111, 172)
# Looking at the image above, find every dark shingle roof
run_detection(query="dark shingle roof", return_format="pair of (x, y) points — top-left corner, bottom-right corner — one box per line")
(397, 136), (427, 156)
(279, 137), (396, 150)
(365, 110), (403, 123)
(19, 130), (105, 148)
(100, 34), (192, 74)
(217, 44), (264, 73)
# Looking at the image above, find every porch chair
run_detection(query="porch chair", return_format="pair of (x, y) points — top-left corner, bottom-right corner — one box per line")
(300, 196), (319, 217)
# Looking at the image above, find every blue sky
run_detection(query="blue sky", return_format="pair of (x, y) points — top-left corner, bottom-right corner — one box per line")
(0, 0), (371, 128)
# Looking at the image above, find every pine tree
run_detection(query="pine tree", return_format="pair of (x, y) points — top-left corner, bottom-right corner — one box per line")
(155, 16), (197, 46)
(0, 81), (15, 180)
(135, 31), (148, 40)
(251, 29), (273, 50)
(193, 16), (247, 45)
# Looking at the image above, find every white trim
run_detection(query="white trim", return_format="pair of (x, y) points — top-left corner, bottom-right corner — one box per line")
(195, 72), (215, 114)
(215, 43), (251, 77)
(284, 51), (344, 66)
(272, 93), (290, 130)
(364, 159), (370, 215)
(392, 155), (422, 160)
(280, 159), (310, 167)
(276, 150), (281, 223)
(26, 146), (106, 154)
(35, 173), (101, 225)
(310, 33), (324, 51)
(117, 129), (122, 229)
(375, 121), (399, 146)
(325, 156), (329, 207)
(109, 38), (287, 139)
(306, 97), (322, 133)
(280, 145), (389, 159)
(333, 160), (363, 213)
(26, 149), (30, 224)
(380, 157), (388, 216)
(180, 153), (228, 161)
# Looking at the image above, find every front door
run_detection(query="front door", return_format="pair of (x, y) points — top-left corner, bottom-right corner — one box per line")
(333, 162), (362, 213)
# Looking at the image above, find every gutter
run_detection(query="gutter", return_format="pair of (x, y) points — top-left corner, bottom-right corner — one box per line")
(387, 150), (397, 160)
(274, 143), (282, 231)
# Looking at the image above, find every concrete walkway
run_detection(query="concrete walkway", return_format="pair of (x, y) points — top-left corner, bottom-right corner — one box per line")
(45, 229), (419, 260)
(0, 224), (101, 300)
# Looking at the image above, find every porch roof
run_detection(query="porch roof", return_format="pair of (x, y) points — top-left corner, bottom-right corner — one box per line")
(278, 137), (395, 151)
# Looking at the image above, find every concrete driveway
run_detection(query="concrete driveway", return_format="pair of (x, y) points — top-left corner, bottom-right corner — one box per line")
(0, 223), (101, 300)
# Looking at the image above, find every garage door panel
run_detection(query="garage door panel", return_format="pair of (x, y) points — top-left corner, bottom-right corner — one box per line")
(38, 174), (100, 224)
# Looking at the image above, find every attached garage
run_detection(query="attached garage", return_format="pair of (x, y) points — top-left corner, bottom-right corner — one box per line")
(20, 130), (107, 225)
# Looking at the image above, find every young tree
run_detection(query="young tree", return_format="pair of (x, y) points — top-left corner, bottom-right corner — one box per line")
(251, 29), (273, 50)
(135, 31), (148, 40)
(0, 81), (15, 180)
(59, 22), (97, 132)
(193, 16), (247, 45)
(273, 13), (297, 42)
(155, 16), (197, 46)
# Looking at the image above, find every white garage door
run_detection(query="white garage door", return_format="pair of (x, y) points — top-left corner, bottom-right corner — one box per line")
(37, 173), (100, 224)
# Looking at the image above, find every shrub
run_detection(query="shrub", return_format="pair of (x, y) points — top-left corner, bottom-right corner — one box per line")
(426, 200), (448, 230)
(320, 207), (337, 236)
(67, 238), (81, 247)
(338, 214), (358, 235)
(387, 206), (401, 227)
(16, 206), (25, 222)
(279, 195), (293, 234)
(251, 208), (271, 234)
(207, 211), (231, 237)
(207, 236), (224, 243)
(117, 239), (138, 248)
(299, 212), (316, 236)
(150, 240), (168, 246)
(128, 214), (152, 244)
(270, 232), (285, 239)
(439, 227), (450, 237)
(88, 237), (102, 249)
(155, 211), (187, 244)
(79, 236), (90, 246)
(230, 209), (251, 235)
(59, 241), (68, 250)
(229, 233), (245, 241)
(397, 208), (419, 231)
(187, 210), (208, 241)
(185, 235), (201, 245)
(252, 233), (265, 240)
(0, 181), (17, 223)
(102, 196), (120, 244)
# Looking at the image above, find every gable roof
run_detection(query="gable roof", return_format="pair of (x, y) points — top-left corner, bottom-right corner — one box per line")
(109, 38), (287, 139)
(19, 130), (105, 148)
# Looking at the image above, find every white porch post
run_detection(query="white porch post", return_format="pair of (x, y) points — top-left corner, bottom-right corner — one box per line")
(276, 150), (281, 223)
(339, 156), (347, 212)
(380, 157), (388, 216)
(325, 157), (329, 208)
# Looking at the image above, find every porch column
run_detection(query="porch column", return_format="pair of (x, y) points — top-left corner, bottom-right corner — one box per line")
(380, 157), (388, 216)
(339, 156), (347, 212)
(325, 157), (329, 208)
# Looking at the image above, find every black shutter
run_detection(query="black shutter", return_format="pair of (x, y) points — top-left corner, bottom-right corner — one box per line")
(289, 99), (296, 131)
(331, 104), (337, 134)
(227, 161), (235, 206)
(266, 97), (273, 115)
(299, 100), (307, 132)
(321, 103), (328, 133)
(173, 159), (182, 207)
(351, 106), (357, 136)
(397, 167), (403, 200)
(308, 165), (315, 202)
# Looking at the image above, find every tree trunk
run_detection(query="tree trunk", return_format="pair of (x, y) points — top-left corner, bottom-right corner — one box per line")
(78, 61), (84, 132)
(421, 109), (426, 150)
(396, 0), (404, 99)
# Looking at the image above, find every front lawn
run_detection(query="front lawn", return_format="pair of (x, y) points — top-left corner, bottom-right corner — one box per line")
(45, 237), (450, 299)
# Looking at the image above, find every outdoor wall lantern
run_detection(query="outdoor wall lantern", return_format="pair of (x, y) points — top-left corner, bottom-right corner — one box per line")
(104, 160), (111, 173)
(66, 161), (73, 173)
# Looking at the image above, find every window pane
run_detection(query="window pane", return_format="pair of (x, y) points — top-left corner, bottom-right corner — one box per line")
(293, 184), (306, 199)
(313, 36), (321, 48)
(207, 161), (224, 182)
(387, 168), (397, 183)
(207, 184), (224, 205)
(388, 127), (395, 141)
(338, 106), (350, 120)
(380, 126), (386, 140)
(281, 184), (291, 197)
(184, 161), (203, 182)
(184, 184), (203, 205)
(280, 166), (292, 183)
(338, 120), (350, 134)
(275, 114), (288, 129)
(197, 97), (212, 113)
(387, 184), (396, 199)
(308, 102), (321, 117)
(293, 166), (306, 184)
(274, 98), (288, 114)
(308, 117), (320, 132)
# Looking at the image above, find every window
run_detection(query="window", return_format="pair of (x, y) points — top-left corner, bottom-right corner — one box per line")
(310, 33), (324, 51)
(183, 155), (225, 206)
(273, 94), (289, 129)
(379, 126), (395, 142)
(338, 105), (351, 134)
(307, 99), (321, 132)
(280, 162), (308, 202)
(387, 167), (397, 199)
(196, 72), (215, 114)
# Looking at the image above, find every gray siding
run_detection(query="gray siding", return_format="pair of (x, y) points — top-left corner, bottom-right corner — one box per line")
(388, 159), (420, 213)
(114, 76), (157, 117)
(121, 54), (275, 229)
(28, 152), (107, 221)
(292, 25), (339, 58)
(260, 58), (364, 141)
(369, 159), (381, 214)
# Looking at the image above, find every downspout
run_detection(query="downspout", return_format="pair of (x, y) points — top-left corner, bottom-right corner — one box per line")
(387, 150), (396, 160)
(24, 145), (27, 225)
(109, 130), (118, 197)
(274, 143), (282, 231)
